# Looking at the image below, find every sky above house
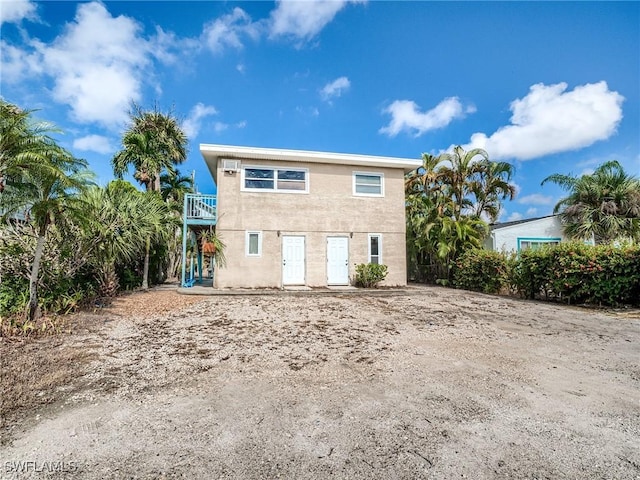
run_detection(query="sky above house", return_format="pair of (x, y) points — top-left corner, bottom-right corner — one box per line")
(2, 0), (638, 221)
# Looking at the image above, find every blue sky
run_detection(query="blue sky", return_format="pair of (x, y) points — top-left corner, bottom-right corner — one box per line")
(2, 1), (638, 222)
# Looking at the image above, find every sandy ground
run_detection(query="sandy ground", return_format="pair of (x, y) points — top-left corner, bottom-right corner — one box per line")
(1, 285), (639, 479)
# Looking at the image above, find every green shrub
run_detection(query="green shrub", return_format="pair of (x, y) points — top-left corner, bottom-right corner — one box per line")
(511, 246), (556, 300)
(453, 249), (510, 294)
(355, 263), (388, 288)
(510, 242), (640, 306)
(0, 275), (29, 318)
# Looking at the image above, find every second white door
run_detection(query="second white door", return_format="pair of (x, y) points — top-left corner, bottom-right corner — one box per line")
(327, 236), (349, 285)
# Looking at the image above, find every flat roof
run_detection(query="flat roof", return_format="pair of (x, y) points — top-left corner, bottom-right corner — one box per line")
(200, 144), (423, 182)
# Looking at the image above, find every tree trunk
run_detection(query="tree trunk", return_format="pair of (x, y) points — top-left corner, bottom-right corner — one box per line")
(142, 237), (150, 290)
(27, 228), (47, 321)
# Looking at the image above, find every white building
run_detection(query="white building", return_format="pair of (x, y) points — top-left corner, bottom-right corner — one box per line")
(485, 215), (568, 252)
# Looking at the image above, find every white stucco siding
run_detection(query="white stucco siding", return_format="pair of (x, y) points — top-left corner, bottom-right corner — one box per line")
(490, 216), (566, 252)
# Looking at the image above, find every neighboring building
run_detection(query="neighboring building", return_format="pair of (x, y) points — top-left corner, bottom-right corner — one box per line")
(485, 215), (568, 252)
(183, 144), (422, 289)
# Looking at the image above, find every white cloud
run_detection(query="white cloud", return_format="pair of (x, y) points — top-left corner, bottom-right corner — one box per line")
(380, 97), (475, 137)
(517, 193), (554, 205)
(1, 2), (190, 128)
(72, 134), (113, 154)
(463, 82), (624, 161)
(212, 120), (246, 134)
(320, 76), (350, 102)
(0, 0), (38, 25)
(182, 103), (218, 139)
(213, 122), (228, 133)
(0, 40), (43, 82)
(202, 7), (260, 54)
(41, 2), (155, 127)
(269, 0), (364, 41)
(526, 207), (538, 216)
(507, 212), (524, 222)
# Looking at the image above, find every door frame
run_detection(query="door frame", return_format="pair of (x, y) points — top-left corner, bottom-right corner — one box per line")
(326, 235), (350, 286)
(281, 235), (306, 286)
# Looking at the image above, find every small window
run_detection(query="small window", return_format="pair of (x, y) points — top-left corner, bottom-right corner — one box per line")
(243, 166), (308, 193)
(518, 238), (561, 251)
(368, 234), (382, 264)
(246, 231), (262, 256)
(354, 172), (383, 196)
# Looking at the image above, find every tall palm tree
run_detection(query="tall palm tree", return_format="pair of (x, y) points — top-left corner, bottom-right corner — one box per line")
(405, 146), (516, 282)
(542, 160), (640, 244)
(112, 104), (188, 288)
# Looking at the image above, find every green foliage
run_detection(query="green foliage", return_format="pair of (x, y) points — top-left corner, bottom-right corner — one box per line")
(542, 160), (640, 244)
(0, 275), (29, 317)
(472, 243), (640, 307)
(405, 147), (515, 284)
(0, 224), (98, 320)
(355, 263), (388, 288)
(118, 267), (142, 291)
(453, 249), (511, 294)
(510, 246), (556, 300)
(538, 242), (640, 306)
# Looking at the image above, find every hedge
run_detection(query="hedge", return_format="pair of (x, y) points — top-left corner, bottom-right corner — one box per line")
(453, 243), (640, 307)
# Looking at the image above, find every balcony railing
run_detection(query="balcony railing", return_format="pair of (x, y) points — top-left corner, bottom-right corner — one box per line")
(184, 193), (216, 222)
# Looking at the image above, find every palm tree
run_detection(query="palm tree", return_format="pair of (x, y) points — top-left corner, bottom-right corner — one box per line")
(112, 104), (188, 288)
(160, 171), (194, 279)
(405, 146), (516, 282)
(0, 100), (62, 195)
(542, 160), (640, 244)
(1, 142), (93, 321)
(160, 170), (193, 209)
(81, 181), (170, 297)
(470, 160), (516, 222)
(436, 146), (489, 220)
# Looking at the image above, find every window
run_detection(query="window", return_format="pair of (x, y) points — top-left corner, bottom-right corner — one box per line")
(518, 238), (561, 251)
(246, 231), (262, 256)
(242, 166), (308, 193)
(353, 172), (384, 196)
(368, 234), (382, 264)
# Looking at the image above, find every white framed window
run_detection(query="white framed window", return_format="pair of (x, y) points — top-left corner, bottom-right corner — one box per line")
(242, 166), (308, 193)
(518, 238), (561, 251)
(245, 231), (263, 256)
(353, 172), (384, 197)
(368, 233), (382, 264)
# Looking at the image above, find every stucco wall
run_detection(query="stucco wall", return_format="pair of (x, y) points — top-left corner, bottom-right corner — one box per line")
(490, 216), (566, 252)
(214, 159), (407, 288)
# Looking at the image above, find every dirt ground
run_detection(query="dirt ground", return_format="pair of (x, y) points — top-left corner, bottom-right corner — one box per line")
(1, 285), (639, 479)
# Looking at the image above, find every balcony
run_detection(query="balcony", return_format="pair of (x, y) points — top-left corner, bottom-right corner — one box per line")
(184, 193), (216, 226)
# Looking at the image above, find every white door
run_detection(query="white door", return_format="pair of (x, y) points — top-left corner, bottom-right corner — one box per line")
(327, 237), (349, 285)
(282, 236), (305, 285)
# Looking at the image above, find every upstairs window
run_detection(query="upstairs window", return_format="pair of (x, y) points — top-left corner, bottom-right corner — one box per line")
(354, 172), (384, 196)
(242, 166), (308, 193)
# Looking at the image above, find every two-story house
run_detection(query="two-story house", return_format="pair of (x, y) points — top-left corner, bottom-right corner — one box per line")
(182, 144), (422, 289)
